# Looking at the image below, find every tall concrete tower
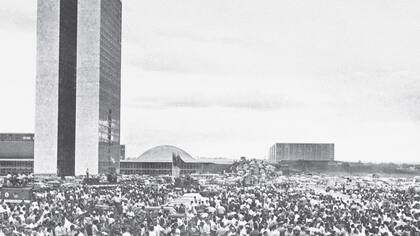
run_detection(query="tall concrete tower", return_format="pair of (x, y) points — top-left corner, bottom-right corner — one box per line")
(34, 0), (121, 176)
(75, 0), (122, 176)
(35, 0), (78, 176)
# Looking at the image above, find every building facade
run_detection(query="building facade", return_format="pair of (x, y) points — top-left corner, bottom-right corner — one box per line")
(269, 143), (334, 162)
(0, 134), (34, 175)
(35, 0), (121, 176)
(75, 0), (122, 176)
(35, 0), (78, 176)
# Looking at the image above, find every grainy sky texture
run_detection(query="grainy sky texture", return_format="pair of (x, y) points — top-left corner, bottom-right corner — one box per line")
(1, 0), (420, 162)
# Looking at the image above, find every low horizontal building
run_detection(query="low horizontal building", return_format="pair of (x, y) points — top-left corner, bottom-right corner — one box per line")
(120, 145), (232, 176)
(0, 133), (35, 175)
(0, 133), (34, 159)
(0, 134), (130, 176)
(269, 143), (334, 162)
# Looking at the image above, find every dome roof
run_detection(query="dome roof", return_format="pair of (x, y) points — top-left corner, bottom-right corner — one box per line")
(132, 145), (197, 163)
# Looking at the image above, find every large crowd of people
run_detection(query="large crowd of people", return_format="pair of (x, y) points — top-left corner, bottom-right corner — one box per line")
(1, 173), (420, 236)
(3, 173), (33, 187)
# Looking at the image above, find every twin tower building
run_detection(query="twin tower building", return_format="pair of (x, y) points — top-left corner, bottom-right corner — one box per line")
(35, 0), (122, 176)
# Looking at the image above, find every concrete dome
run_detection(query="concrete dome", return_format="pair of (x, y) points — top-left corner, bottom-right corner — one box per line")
(134, 145), (196, 163)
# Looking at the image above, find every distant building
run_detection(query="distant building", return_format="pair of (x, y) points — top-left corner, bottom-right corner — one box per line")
(0, 134), (34, 159)
(269, 143), (334, 162)
(0, 133), (34, 175)
(35, 0), (122, 176)
(120, 145), (232, 175)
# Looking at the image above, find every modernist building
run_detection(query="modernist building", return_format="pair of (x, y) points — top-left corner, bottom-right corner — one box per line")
(35, 0), (78, 176)
(75, 0), (122, 176)
(35, 0), (122, 176)
(0, 134), (34, 175)
(269, 143), (334, 162)
(120, 145), (232, 176)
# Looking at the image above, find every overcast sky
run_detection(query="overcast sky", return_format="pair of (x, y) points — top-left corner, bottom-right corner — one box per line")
(1, 0), (420, 162)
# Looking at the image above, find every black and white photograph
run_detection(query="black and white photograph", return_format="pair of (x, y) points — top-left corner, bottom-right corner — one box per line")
(0, 0), (420, 235)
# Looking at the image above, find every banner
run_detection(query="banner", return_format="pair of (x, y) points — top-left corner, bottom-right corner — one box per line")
(1, 187), (32, 203)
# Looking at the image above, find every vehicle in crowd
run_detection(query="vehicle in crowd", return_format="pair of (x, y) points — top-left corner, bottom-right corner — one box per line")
(165, 193), (209, 207)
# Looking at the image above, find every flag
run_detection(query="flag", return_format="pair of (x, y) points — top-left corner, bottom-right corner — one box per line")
(172, 153), (182, 177)
(172, 153), (182, 168)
